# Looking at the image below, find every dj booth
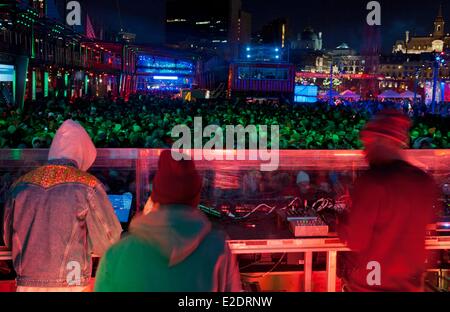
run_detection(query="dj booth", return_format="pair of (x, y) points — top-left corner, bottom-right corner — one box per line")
(0, 149), (449, 292)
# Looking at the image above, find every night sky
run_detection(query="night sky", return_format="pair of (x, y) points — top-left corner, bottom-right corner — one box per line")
(85, 0), (448, 52)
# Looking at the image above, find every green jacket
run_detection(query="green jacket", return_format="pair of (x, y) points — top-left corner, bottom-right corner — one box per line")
(94, 205), (242, 292)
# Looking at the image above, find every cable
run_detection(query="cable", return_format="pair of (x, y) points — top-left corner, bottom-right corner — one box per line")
(241, 253), (287, 279)
(232, 203), (275, 220)
(230, 197), (303, 220)
(239, 258), (263, 271)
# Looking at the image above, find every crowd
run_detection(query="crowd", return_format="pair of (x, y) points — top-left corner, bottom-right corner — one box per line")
(0, 94), (448, 150)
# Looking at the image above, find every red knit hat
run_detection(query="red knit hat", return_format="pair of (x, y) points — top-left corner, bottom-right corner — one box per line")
(151, 150), (203, 208)
(360, 109), (412, 147)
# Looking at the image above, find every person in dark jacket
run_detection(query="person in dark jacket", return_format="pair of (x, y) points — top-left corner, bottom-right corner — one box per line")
(338, 110), (438, 292)
(3, 120), (122, 292)
(94, 150), (242, 292)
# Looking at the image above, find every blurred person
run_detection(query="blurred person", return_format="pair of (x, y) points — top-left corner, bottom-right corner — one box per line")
(338, 110), (438, 292)
(3, 120), (122, 292)
(296, 171), (315, 202)
(94, 150), (242, 292)
(243, 170), (263, 196)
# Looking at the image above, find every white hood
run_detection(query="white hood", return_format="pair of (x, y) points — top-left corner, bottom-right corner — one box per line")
(48, 120), (97, 171)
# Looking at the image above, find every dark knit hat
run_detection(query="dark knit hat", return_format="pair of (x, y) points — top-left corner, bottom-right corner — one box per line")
(151, 150), (203, 208)
(360, 109), (412, 146)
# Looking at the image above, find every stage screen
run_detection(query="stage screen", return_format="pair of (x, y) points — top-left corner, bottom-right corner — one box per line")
(136, 55), (194, 76)
(0, 65), (14, 82)
(294, 85), (318, 103)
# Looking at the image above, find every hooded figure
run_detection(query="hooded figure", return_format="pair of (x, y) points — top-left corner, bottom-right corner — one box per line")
(338, 110), (438, 292)
(94, 150), (242, 292)
(48, 119), (97, 172)
(3, 120), (122, 292)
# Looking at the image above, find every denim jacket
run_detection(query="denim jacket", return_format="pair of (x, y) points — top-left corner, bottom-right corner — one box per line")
(2, 159), (122, 288)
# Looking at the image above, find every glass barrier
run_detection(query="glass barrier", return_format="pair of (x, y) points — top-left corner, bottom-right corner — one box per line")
(0, 149), (449, 291)
(1, 149), (449, 244)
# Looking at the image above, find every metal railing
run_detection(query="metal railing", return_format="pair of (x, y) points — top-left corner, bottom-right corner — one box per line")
(1, 236), (449, 292)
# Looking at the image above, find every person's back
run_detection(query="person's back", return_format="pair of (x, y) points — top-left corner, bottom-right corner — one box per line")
(95, 206), (241, 292)
(339, 110), (438, 292)
(342, 160), (436, 291)
(3, 120), (122, 291)
(95, 150), (242, 292)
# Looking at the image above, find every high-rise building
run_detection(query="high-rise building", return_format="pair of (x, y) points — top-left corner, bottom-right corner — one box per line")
(260, 18), (288, 48)
(166, 0), (251, 55)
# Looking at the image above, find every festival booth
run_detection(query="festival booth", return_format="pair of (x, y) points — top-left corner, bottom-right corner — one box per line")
(339, 90), (361, 101)
(400, 90), (421, 100)
(318, 90), (339, 100)
(377, 89), (402, 100)
(0, 149), (449, 292)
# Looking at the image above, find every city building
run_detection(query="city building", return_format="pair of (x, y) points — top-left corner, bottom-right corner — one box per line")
(328, 43), (366, 75)
(166, 0), (251, 56)
(0, 0), (138, 106)
(260, 18), (288, 49)
(378, 53), (450, 93)
(291, 26), (323, 51)
(393, 5), (450, 54)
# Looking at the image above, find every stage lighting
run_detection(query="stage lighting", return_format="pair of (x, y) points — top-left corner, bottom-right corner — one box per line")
(153, 76), (178, 80)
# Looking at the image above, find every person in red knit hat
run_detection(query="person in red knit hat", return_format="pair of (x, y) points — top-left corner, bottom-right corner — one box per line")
(338, 109), (439, 292)
(95, 150), (242, 292)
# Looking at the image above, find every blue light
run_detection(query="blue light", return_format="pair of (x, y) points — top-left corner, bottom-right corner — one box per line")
(247, 54), (251, 58)
(275, 55), (280, 59)
(153, 76), (179, 80)
(246, 47), (251, 51)
(275, 48), (279, 52)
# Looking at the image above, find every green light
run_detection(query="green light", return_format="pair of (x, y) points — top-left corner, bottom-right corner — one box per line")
(32, 70), (36, 101)
(64, 73), (69, 97)
(85, 75), (89, 95)
(12, 67), (16, 105)
(31, 27), (35, 59)
(44, 72), (49, 97)
(11, 150), (22, 161)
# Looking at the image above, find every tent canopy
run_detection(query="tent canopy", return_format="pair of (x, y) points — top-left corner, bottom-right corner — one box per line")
(340, 90), (361, 99)
(400, 90), (421, 99)
(378, 90), (401, 99)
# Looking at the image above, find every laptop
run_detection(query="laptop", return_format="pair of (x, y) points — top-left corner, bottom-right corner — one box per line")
(108, 193), (133, 228)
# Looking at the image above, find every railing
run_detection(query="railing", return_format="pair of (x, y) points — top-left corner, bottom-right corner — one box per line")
(1, 149), (449, 291)
(1, 236), (450, 292)
(1, 149), (449, 211)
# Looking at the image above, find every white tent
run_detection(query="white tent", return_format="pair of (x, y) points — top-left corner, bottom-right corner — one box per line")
(340, 90), (361, 100)
(378, 90), (402, 99)
(400, 90), (421, 99)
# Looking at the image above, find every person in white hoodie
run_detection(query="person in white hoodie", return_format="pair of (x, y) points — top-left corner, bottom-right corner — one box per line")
(3, 120), (122, 292)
